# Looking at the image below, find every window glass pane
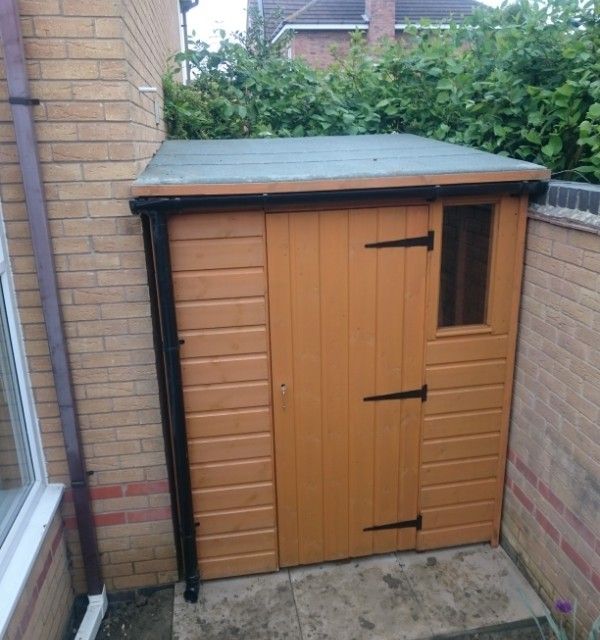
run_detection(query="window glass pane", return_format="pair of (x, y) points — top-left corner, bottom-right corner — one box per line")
(438, 204), (493, 328)
(0, 284), (34, 545)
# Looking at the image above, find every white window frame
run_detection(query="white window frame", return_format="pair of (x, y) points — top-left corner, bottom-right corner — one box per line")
(0, 205), (64, 637)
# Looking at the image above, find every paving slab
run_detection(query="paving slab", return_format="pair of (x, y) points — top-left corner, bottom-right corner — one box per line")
(289, 553), (429, 640)
(172, 544), (546, 640)
(398, 546), (546, 637)
(172, 571), (301, 640)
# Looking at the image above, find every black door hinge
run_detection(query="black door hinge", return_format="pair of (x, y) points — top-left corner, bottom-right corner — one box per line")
(363, 384), (427, 403)
(364, 514), (422, 532)
(365, 231), (433, 250)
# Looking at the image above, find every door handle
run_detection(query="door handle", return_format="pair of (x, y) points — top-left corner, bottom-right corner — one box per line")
(280, 383), (288, 410)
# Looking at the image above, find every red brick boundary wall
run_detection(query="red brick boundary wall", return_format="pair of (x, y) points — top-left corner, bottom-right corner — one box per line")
(502, 182), (600, 634)
(4, 513), (73, 640)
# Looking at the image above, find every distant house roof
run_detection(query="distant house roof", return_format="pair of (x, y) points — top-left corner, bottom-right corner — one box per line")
(249, 0), (482, 41)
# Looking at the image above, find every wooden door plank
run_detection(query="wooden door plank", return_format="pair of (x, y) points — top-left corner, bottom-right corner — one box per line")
(417, 522), (492, 550)
(373, 207), (405, 554)
(348, 209), (378, 557)
(265, 213), (299, 567)
(188, 433), (273, 464)
(425, 385), (504, 415)
(190, 458), (272, 488)
(198, 529), (277, 559)
(173, 269), (265, 302)
(170, 211), (264, 240)
(420, 456), (498, 486)
(421, 432), (501, 463)
(183, 381), (270, 412)
(199, 551), (278, 580)
(181, 354), (269, 386)
(179, 326), (267, 359)
(422, 409), (502, 440)
(289, 212), (324, 564)
(427, 359), (506, 390)
(422, 500), (495, 529)
(426, 335), (508, 365)
(186, 407), (271, 439)
(171, 236), (265, 271)
(420, 478), (497, 509)
(193, 482), (275, 512)
(175, 298), (266, 331)
(319, 211), (350, 560)
(398, 205), (428, 550)
(197, 506), (276, 536)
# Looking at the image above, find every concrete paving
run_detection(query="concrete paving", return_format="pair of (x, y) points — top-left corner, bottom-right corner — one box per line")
(172, 545), (546, 640)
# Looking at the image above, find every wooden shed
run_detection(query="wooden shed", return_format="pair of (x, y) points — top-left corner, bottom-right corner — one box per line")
(130, 134), (549, 600)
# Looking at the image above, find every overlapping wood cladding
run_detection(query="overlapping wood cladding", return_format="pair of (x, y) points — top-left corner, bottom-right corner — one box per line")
(417, 195), (527, 550)
(168, 211), (278, 579)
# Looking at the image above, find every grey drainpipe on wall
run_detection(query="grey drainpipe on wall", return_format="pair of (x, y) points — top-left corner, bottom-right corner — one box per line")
(0, 1), (107, 637)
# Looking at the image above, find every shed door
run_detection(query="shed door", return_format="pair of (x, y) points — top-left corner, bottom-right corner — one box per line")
(267, 205), (429, 567)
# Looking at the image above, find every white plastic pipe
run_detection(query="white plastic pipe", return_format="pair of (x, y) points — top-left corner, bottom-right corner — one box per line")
(74, 586), (108, 640)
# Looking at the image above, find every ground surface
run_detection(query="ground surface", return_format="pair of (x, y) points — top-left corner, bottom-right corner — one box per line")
(95, 586), (173, 640)
(172, 545), (547, 640)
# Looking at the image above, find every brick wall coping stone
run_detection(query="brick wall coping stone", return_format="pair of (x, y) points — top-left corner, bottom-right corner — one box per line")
(530, 180), (600, 234)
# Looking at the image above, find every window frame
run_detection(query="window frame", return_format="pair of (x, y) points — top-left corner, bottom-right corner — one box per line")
(426, 195), (504, 341)
(0, 209), (64, 636)
(437, 202), (495, 330)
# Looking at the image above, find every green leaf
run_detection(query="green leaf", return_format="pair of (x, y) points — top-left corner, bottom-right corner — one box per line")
(436, 78), (453, 91)
(541, 134), (563, 157)
(588, 103), (600, 119)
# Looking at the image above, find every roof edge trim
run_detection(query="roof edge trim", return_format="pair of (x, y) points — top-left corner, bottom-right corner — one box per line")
(130, 180), (549, 214)
(272, 22), (368, 43)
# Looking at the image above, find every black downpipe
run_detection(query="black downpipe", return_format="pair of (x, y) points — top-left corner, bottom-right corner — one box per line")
(130, 180), (549, 214)
(141, 215), (183, 577)
(147, 211), (200, 603)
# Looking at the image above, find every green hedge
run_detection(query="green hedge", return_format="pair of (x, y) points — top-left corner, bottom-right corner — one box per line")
(164, 0), (600, 182)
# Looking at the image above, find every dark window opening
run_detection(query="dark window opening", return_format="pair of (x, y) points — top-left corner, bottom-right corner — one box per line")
(438, 204), (493, 328)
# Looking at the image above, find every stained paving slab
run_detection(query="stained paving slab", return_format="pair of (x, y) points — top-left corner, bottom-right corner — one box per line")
(172, 545), (546, 640)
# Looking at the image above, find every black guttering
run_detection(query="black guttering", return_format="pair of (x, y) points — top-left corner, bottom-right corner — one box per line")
(138, 209), (200, 603)
(0, 0), (103, 595)
(141, 217), (184, 578)
(130, 179), (548, 213)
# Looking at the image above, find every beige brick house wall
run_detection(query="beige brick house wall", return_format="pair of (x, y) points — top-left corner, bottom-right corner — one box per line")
(0, 0), (181, 595)
(4, 513), (73, 640)
(503, 213), (600, 633)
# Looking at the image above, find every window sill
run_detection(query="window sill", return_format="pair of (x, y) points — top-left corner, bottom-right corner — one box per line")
(435, 324), (492, 339)
(0, 483), (64, 637)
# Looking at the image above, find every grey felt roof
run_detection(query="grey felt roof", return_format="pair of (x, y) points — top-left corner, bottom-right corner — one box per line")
(251, 0), (482, 40)
(132, 134), (548, 195)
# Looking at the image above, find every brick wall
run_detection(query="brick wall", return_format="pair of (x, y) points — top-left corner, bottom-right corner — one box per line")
(365, 0), (395, 42)
(291, 31), (354, 68)
(502, 185), (600, 634)
(0, 0), (180, 594)
(4, 513), (73, 640)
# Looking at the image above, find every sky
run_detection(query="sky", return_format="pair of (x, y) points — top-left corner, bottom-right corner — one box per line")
(186, 0), (507, 49)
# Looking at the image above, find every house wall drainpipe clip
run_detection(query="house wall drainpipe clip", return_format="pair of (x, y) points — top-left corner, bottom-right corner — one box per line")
(0, 0), (107, 637)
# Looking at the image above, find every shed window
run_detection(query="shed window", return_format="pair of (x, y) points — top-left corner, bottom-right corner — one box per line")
(439, 204), (493, 327)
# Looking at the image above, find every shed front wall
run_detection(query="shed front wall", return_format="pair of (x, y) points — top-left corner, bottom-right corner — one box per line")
(167, 193), (528, 579)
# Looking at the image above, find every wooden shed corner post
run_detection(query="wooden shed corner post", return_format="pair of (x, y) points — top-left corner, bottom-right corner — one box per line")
(141, 207), (200, 603)
(492, 193), (530, 546)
